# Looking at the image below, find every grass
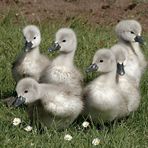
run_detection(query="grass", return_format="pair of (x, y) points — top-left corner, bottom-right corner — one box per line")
(0, 11), (148, 148)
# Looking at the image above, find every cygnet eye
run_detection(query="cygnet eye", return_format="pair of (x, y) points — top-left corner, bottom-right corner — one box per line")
(62, 39), (66, 42)
(24, 90), (28, 93)
(34, 37), (36, 39)
(100, 60), (103, 63)
(130, 31), (135, 34)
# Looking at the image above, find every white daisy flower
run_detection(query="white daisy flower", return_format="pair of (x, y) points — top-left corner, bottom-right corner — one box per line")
(24, 125), (33, 132)
(64, 134), (73, 141)
(30, 142), (34, 146)
(92, 138), (100, 146)
(82, 121), (89, 128)
(13, 118), (21, 126)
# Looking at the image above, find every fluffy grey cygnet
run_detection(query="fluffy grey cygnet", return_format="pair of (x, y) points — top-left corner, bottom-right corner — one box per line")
(84, 48), (128, 123)
(112, 46), (140, 113)
(111, 20), (147, 86)
(40, 28), (83, 95)
(14, 78), (83, 129)
(12, 25), (50, 82)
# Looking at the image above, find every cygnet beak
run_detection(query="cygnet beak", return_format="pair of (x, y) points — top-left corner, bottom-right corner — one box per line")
(24, 41), (33, 52)
(13, 96), (26, 107)
(134, 36), (144, 44)
(117, 63), (125, 76)
(86, 63), (98, 73)
(48, 42), (61, 52)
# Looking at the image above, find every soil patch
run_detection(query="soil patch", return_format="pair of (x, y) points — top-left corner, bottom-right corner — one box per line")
(0, 0), (148, 32)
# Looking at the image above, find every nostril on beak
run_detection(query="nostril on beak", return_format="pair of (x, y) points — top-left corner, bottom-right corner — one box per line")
(86, 63), (98, 73)
(24, 41), (33, 52)
(48, 42), (61, 52)
(27, 41), (33, 48)
(134, 36), (144, 44)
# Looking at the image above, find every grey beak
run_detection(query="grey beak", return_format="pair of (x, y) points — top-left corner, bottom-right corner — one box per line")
(24, 41), (33, 52)
(86, 63), (98, 73)
(117, 63), (125, 76)
(48, 42), (61, 52)
(13, 96), (26, 107)
(134, 36), (144, 44)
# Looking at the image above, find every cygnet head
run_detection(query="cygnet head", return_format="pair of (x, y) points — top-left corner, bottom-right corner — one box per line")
(115, 20), (143, 44)
(48, 28), (77, 53)
(86, 48), (116, 73)
(23, 25), (41, 52)
(14, 78), (40, 107)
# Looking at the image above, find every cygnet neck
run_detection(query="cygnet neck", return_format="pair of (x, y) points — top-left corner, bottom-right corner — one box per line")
(31, 46), (40, 54)
(130, 41), (140, 54)
(118, 38), (140, 56)
(25, 46), (40, 59)
(54, 50), (75, 67)
(97, 67), (117, 85)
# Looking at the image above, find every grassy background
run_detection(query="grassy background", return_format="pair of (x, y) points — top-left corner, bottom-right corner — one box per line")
(0, 11), (148, 148)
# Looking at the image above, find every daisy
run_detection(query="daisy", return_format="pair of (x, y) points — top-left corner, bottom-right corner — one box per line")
(24, 125), (33, 132)
(82, 121), (89, 128)
(64, 134), (72, 141)
(13, 118), (21, 126)
(92, 138), (100, 146)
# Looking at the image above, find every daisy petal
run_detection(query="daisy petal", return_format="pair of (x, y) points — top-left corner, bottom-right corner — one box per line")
(92, 138), (100, 146)
(13, 118), (21, 126)
(82, 121), (90, 128)
(24, 125), (33, 132)
(64, 134), (72, 141)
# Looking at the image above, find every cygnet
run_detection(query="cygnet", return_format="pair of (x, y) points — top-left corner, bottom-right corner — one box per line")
(84, 48), (128, 123)
(40, 28), (83, 94)
(12, 25), (50, 82)
(14, 77), (83, 129)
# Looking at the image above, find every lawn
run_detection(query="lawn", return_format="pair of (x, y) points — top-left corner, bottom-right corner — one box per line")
(0, 11), (148, 148)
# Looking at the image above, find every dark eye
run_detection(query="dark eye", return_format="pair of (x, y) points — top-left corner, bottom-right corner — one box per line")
(62, 40), (66, 42)
(34, 37), (36, 39)
(130, 31), (134, 34)
(100, 60), (103, 63)
(24, 90), (28, 93)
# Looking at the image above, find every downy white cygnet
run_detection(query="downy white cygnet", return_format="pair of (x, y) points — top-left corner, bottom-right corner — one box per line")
(111, 20), (147, 86)
(40, 28), (83, 94)
(14, 78), (83, 129)
(84, 48), (128, 123)
(112, 47), (141, 113)
(12, 25), (50, 82)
